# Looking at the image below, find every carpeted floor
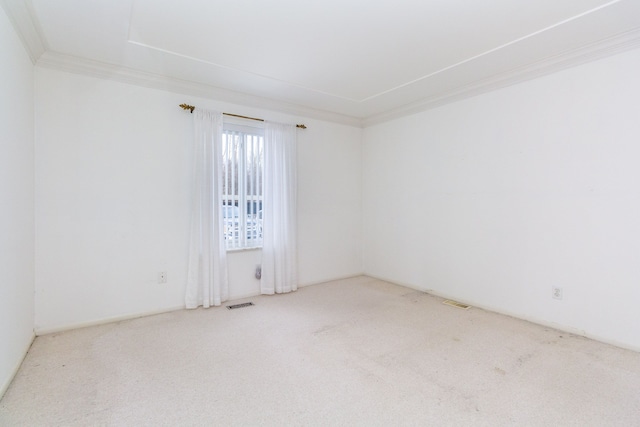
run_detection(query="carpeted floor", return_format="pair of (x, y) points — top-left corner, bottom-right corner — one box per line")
(1, 276), (639, 426)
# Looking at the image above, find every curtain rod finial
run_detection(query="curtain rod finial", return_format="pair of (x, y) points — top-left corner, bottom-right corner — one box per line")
(179, 103), (195, 113)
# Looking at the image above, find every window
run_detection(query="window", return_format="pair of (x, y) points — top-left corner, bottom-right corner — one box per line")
(221, 125), (264, 249)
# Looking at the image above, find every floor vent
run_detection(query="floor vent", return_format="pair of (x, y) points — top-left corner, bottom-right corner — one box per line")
(226, 302), (254, 310)
(443, 300), (471, 310)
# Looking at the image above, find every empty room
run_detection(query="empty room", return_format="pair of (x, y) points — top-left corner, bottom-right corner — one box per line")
(2, 0), (640, 425)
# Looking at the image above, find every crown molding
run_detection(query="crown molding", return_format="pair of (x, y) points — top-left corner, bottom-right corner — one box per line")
(362, 28), (640, 127)
(0, 0), (46, 63)
(36, 52), (363, 128)
(25, 10), (640, 129)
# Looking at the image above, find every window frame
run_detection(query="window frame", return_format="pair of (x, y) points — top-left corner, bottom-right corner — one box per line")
(221, 122), (264, 251)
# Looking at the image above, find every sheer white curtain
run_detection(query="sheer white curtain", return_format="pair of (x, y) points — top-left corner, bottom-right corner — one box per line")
(261, 122), (298, 294)
(185, 109), (229, 308)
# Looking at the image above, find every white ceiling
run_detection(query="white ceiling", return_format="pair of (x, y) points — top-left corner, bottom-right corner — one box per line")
(4, 0), (640, 125)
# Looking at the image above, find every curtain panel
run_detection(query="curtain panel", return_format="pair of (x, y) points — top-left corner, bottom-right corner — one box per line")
(185, 109), (229, 308)
(261, 122), (298, 294)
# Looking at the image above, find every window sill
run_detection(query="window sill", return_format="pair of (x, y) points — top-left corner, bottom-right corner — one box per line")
(226, 246), (262, 253)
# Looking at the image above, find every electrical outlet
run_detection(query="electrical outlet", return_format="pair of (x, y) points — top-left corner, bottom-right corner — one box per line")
(158, 271), (167, 284)
(552, 286), (563, 300)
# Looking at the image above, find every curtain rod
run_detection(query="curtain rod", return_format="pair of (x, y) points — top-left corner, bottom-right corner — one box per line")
(179, 104), (307, 129)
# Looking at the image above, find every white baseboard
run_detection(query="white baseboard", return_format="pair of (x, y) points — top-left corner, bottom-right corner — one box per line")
(34, 306), (185, 336)
(32, 274), (363, 336)
(364, 273), (640, 353)
(1, 331), (35, 400)
(227, 290), (262, 301)
(226, 273), (367, 300)
(298, 273), (366, 288)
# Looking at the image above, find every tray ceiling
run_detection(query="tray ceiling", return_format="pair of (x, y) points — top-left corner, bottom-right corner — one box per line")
(5, 0), (640, 125)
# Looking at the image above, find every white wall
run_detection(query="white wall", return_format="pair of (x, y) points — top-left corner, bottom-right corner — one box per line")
(363, 48), (640, 351)
(0, 8), (35, 397)
(298, 119), (363, 285)
(34, 68), (362, 333)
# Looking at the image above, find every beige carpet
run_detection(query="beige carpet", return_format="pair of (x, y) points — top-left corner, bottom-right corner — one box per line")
(1, 276), (639, 426)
